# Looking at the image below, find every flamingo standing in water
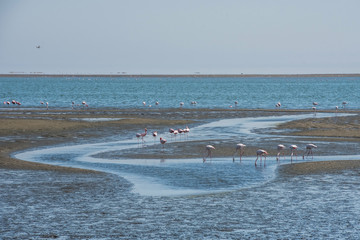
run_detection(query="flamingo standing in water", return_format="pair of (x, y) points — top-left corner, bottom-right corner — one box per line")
(303, 144), (317, 159)
(342, 101), (348, 109)
(140, 128), (147, 142)
(275, 102), (281, 109)
(136, 133), (141, 144)
(173, 130), (179, 140)
(160, 137), (167, 149)
(183, 126), (190, 138)
(233, 143), (246, 162)
(203, 145), (215, 163)
(276, 144), (285, 161)
(289, 145), (298, 160)
(136, 128), (147, 145)
(152, 131), (158, 143)
(255, 149), (268, 166)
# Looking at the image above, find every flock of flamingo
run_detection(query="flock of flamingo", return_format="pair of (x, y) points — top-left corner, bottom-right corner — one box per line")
(135, 126), (318, 167)
(2, 99), (348, 112)
(203, 143), (317, 166)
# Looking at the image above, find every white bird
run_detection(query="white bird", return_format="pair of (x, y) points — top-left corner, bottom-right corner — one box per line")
(233, 143), (246, 162)
(203, 145), (215, 163)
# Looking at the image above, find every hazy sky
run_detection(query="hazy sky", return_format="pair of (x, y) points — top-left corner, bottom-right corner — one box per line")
(1, 0), (359, 74)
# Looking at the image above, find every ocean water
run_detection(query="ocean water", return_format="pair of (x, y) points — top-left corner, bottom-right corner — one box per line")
(1, 76), (360, 109)
(2, 76), (360, 238)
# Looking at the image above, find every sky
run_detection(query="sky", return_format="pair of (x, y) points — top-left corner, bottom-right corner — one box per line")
(0, 0), (359, 75)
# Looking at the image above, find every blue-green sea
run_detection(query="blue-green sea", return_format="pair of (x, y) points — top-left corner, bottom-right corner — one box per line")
(1, 76), (359, 109)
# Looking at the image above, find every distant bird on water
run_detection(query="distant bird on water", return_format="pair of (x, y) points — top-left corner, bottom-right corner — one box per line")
(233, 143), (246, 162)
(203, 145), (215, 163)
(255, 149), (268, 166)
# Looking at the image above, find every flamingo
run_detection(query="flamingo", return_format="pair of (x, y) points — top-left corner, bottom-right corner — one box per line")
(180, 102), (184, 107)
(155, 101), (159, 106)
(152, 131), (157, 143)
(275, 102), (281, 109)
(173, 130), (179, 140)
(234, 101), (238, 106)
(303, 144), (317, 159)
(233, 143), (246, 162)
(203, 145), (215, 163)
(276, 144), (285, 161)
(140, 128), (147, 142)
(312, 106), (316, 115)
(255, 149), (268, 166)
(313, 102), (318, 106)
(46, 102), (49, 110)
(342, 101), (348, 109)
(183, 126), (190, 138)
(142, 101), (146, 106)
(160, 137), (167, 149)
(335, 106), (338, 113)
(289, 145), (298, 160)
(136, 133), (141, 144)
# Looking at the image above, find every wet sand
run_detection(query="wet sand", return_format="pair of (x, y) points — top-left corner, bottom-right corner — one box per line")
(1, 108), (360, 174)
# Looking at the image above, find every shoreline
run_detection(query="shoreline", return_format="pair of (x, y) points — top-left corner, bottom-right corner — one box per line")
(1, 108), (360, 176)
(1, 73), (360, 78)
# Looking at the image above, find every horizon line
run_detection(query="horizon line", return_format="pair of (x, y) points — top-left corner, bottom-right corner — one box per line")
(1, 73), (360, 78)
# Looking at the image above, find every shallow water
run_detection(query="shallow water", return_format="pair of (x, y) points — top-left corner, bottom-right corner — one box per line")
(1, 76), (360, 109)
(3, 113), (360, 238)
(13, 113), (358, 197)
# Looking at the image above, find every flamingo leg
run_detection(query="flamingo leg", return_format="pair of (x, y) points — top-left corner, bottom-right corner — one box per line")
(233, 149), (238, 162)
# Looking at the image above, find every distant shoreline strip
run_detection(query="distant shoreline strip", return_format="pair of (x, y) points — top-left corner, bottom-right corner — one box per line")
(1, 73), (360, 78)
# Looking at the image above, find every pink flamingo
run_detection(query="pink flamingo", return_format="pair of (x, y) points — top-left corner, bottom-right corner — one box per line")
(289, 145), (298, 160)
(160, 137), (167, 149)
(152, 131), (158, 143)
(140, 128), (147, 142)
(233, 143), (246, 162)
(180, 102), (184, 108)
(312, 106), (316, 115)
(173, 130), (178, 140)
(276, 144), (285, 161)
(342, 101), (348, 109)
(136, 133), (141, 144)
(183, 126), (190, 138)
(203, 145), (215, 163)
(303, 144), (317, 159)
(255, 149), (268, 166)
(275, 102), (281, 109)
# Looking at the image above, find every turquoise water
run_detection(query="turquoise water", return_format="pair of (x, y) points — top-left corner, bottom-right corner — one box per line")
(1, 76), (359, 109)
